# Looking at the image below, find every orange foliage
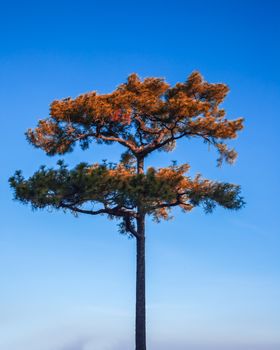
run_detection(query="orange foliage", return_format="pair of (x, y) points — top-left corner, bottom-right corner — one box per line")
(26, 72), (244, 165)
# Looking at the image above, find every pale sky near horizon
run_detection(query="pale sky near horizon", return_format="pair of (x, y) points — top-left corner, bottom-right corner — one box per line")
(0, 1), (280, 349)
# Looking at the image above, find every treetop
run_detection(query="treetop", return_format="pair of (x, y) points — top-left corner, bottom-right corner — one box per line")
(26, 72), (243, 166)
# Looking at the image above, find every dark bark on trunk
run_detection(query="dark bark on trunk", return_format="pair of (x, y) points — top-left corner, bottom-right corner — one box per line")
(137, 156), (144, 175)
(135, 215), (146, 350)
(135, 156), (146, 350)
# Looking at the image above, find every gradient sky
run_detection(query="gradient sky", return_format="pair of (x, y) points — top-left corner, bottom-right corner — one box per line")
(0, 1), (280, 349)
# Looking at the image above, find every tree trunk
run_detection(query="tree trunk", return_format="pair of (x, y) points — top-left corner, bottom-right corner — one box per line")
(137, 156), (144, 174)
(135, 155), (146, 350)
(135, 214), (146, 350)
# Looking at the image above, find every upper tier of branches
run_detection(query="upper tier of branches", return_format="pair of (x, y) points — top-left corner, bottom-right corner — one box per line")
(26, 72), (244, 166)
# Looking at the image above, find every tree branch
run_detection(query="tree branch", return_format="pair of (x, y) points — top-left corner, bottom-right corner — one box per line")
(76, 131), (138, 153)
(60, 203), (137, 218)
(124, 216), (140, 238)
(134, 115), (161, 135)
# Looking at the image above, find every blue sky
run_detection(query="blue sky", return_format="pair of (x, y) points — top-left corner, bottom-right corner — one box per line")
(0, 1), (280, 349)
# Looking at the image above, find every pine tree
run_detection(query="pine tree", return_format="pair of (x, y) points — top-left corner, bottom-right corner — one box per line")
(10, 72), (244, 350)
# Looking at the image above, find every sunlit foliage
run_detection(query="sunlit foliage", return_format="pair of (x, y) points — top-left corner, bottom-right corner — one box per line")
(10, 72), (244, 237)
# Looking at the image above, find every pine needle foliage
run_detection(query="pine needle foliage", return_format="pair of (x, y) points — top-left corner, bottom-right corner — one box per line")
(10, 71), (244, 233)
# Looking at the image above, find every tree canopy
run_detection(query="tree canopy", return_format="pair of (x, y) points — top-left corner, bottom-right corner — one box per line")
(10, 71), (245, 238)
